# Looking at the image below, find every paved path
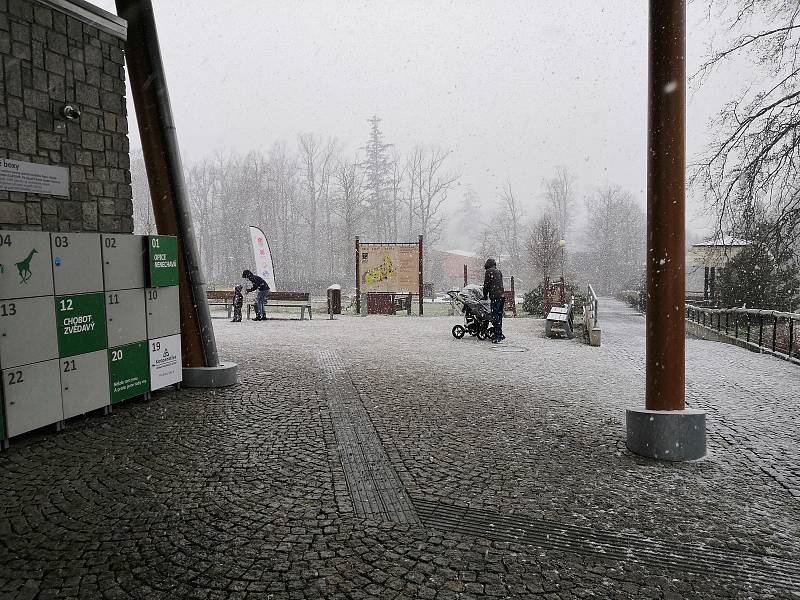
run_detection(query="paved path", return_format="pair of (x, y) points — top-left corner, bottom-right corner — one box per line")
(0, 299), (798, 599)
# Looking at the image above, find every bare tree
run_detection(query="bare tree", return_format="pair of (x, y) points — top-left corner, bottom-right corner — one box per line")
(130, 152), (155, 235)
(693, 0), (800, 261)
(543, 167), (576, 240)
(583, 185), (646, 294)
(298, 133), (338, 276)
(496, 182), (524, 275)
(331, 158), (367, 275)
(525, 213), (561, 284)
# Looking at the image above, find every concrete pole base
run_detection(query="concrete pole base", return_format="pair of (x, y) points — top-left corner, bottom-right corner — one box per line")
(182, 361), (239, 388)
(626, 408), (706, 461)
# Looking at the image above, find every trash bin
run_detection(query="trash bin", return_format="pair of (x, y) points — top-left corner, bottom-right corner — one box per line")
(327, 285), (342, 315)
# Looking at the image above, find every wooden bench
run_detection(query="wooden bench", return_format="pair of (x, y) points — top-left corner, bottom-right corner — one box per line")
(207, 289), (235, 318)
(247, 291), (312, 320)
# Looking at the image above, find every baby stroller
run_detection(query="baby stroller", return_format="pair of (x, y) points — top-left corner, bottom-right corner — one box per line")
(448, 284), (494, 341)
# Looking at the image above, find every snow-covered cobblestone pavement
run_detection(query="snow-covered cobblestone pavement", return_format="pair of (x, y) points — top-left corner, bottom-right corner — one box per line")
(0, 298), (798, 599)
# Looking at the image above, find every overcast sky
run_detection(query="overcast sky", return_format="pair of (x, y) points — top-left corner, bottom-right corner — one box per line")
(94, 1), (746, 239)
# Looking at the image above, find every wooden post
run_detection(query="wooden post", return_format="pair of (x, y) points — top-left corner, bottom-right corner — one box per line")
(418, 235), (424, 316)
(463, 264), (468, 287)
(646, 0), (686, 411)
(117, 0), (218, 368)
(355, 236), (361, 315)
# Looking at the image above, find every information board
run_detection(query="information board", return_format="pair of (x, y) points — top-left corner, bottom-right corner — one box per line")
(149, 334), (181, 391)
(55, 293), (108, 357)
(109, 341), (149, 404)
(360, 243), (419, 293)
(147, 236), (179, 287)
(0, 158), (69, 197)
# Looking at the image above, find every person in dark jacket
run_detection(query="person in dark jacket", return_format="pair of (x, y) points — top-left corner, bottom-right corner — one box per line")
(242, 269), (269, 321)
(482, 258), (505, 342)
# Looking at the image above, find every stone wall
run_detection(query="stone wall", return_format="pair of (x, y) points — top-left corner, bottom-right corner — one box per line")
(0, 0), (131, 233)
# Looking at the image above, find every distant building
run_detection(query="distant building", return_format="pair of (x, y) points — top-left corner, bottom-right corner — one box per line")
(686, 238), (750, 302)
(430, 248), (484, 291)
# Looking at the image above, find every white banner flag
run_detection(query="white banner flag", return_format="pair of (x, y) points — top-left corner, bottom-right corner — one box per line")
(249, 225), (277, 291)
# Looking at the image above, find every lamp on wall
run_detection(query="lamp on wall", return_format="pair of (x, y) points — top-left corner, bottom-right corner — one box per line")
(61, 105), (81, 121)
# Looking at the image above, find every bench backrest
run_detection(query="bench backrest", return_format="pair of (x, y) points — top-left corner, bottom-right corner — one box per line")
(268, 291), (309, 302)
(207, 290), (233, 300)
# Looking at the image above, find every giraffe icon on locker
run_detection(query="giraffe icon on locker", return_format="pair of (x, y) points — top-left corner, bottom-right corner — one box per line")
(0, 232), (53, 300)
(15, 248), (38, 283)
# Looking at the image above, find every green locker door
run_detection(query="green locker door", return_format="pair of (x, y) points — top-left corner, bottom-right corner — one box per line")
(108, 341), (149, 404)
(55, 293), (108, 357)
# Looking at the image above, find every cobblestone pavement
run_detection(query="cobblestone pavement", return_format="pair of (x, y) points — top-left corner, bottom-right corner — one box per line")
(1, 300), (798, 599)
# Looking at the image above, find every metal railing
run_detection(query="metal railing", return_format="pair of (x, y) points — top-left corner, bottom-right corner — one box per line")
(686, 305), (798, 361)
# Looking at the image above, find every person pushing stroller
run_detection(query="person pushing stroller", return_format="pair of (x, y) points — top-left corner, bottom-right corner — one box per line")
(483, 257), (506, 343)
(242, 269), (270, 321)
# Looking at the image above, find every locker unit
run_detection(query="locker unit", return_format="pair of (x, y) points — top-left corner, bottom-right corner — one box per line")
(108, 341), (149, 404)
(0, 232), (181, 444)
(106, 289), (147, 347)
(61, 350), (110, 419)
(0, 296), (59, 368)
(56, 293), (108, 357)
(0, 231), (54, 300)
(148, 334), (182, 391)
(51, 233), (104, 295)
(145, 286), (180, 338)
(2, 359), (63, 437)
(101, 234), (146, 291)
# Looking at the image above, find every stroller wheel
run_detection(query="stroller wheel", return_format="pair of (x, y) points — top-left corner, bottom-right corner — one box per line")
(477, 329), (488, 340)
(452, 325), (466, 339)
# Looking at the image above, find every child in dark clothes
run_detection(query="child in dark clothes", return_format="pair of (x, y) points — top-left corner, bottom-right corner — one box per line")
(231, 285), (244, 322)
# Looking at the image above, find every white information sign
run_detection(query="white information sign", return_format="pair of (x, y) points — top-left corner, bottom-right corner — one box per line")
(0, 158), (69, 197)
(148, 334), (182, 391)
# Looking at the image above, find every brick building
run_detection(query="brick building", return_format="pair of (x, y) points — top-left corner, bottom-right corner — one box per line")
(0, 0), (131, 233)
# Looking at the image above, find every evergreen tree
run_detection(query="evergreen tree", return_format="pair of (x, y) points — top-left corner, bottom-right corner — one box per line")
(361, 116), (392, 241)
(717, 245), (799, 310)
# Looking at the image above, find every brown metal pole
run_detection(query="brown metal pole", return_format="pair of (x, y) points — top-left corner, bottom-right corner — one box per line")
(355, 236), (361, 315)
(418, 235), (424, 316)
(116, 0), (218, 368)
(463, 264), (468, 287)
(647, 0), (685, 410)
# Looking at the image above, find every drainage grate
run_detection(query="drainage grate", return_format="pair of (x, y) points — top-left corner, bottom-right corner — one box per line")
(414, 498), (800, 592)
(317, 348), (418, 524)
